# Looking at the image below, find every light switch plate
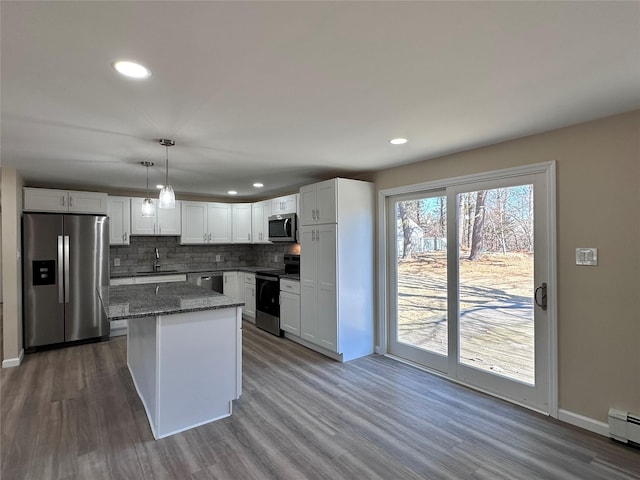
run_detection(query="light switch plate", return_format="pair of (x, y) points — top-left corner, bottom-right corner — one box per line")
(113, 257), (120, 267)
(215, 254), (222, 262)
(576, 248), (598, 266)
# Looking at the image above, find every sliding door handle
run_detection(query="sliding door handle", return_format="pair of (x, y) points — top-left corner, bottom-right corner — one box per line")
(535, 282), (547, 310)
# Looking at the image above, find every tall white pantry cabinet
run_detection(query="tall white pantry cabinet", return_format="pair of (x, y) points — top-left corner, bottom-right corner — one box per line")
(299, 178), (374, 362)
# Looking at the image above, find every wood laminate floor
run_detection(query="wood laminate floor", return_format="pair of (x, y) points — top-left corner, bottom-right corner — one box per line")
(1, 321), (639, 480)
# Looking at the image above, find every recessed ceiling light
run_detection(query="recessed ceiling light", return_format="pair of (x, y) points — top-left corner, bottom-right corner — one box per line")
(156, 184), (164, 189)
(389, 138), (408, 145)
(113, 60), (151, 79)
(228, 190), (238, 195)
(253, 183), (264, 188)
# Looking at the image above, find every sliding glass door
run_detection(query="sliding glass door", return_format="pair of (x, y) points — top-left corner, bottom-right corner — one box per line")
(388, 170), (551, 412)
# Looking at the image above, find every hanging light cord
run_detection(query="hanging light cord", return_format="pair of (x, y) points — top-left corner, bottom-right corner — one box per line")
(146, 163), (150, 198)
(164, 143), (169, 187)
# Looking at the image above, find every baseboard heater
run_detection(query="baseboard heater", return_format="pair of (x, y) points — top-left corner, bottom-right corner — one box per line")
(608, 408), (640, 445)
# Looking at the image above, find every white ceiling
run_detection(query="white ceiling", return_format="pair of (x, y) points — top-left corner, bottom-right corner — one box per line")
(2, 1), (639, 200)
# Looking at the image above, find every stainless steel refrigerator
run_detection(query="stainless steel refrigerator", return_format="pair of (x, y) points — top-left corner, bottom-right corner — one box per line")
(23, 213), (109, 350)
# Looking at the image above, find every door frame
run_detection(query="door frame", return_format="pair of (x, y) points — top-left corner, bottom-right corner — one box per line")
(377, 161), (557, 417)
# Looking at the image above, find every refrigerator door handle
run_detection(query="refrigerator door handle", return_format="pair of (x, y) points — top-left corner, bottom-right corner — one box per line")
(57, 235), (64, 303)
(64, 235), (70, 303)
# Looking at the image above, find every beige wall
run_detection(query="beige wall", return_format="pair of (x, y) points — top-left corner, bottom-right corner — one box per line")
(1, 168), (24, 365)
(364, 110), (640, 423)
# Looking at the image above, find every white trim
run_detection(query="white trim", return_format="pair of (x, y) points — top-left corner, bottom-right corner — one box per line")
(2, 349), (24, 368)
(379, 161), (556, 197)
(546, 162), (559, 418)
(377, 190), (388, 354)
(377, 161), (558, 416)
(558, 408), (609, 437)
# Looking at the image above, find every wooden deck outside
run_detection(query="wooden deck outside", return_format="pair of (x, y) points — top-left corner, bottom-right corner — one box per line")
(396, 253), (535, 384)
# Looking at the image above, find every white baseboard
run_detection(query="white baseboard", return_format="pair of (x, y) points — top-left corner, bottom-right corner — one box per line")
(558, 408), (609, 437)
(2, 349), (24, 368)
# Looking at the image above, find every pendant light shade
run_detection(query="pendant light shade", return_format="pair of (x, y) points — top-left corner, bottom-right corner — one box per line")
(141, 161), (155, 217)
(158, 138), (176, 209)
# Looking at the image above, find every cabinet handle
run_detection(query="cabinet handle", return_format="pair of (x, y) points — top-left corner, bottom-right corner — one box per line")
(316, 208), (319, 219)
(316, 229), (319, 241)
(312, 230), (315, 241)
(69, 196), (73, 208)
(248, 232), (251, 241)
(62, 196), (66, 207)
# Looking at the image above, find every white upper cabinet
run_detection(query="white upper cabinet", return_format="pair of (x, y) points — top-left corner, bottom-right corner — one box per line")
(231, 203), (252, 243)
(131, 198), (182, 236)
(24, 188), (107, 214)
(107, 196), (131, 245)
(271, 194), (298, 215)
(180, 201), (231, 244)
(157, 202), (181, 235)
(299, 180), (336, 225)
(252, 200), (271, 243)
(208, 202), (232, 243)
(180, 201), (208, 243)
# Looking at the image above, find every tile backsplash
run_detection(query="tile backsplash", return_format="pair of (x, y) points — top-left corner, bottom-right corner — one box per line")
(110, 236), (299, 275)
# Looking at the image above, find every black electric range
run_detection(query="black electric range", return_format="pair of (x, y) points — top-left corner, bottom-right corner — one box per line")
(255, 254), (300, 336)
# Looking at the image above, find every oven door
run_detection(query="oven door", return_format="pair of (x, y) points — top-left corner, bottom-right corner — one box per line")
(256, 275), (282, 336)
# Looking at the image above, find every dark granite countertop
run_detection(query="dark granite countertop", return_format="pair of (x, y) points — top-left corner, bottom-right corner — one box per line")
(99, 282), (244, 320)
(110, 266), (279, 279)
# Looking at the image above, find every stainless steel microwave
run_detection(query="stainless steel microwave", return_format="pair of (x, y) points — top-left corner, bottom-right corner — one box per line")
(268, 213), (297, 242)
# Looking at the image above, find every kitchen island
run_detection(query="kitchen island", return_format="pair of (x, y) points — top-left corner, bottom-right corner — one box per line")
(99, 282), (244, 439)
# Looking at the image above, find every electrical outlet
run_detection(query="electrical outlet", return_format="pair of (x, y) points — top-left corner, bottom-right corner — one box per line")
(274, 255), (279, 262)
(216, 254), (222, 262)
(114, 257), (121, 267)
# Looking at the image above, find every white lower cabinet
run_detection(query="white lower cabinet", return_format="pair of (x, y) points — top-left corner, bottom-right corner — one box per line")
(109, 274), (187, 336)
(243, 273), (256, 320)
(280, 279), (300, 336)
(223, 271), (241, 301)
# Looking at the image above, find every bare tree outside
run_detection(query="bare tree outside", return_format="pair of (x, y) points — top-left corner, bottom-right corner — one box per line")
(468, 190), (487, 260)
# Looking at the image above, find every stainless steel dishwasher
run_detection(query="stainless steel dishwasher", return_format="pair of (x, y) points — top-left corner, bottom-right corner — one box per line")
(187, 272), (224, 293)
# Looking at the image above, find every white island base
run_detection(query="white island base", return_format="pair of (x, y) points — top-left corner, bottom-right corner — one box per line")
(127, 307), (242, 439)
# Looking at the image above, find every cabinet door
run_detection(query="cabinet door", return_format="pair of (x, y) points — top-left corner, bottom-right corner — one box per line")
(280, 194), (298, 214)
(300, 225), (319, 343)
(243, 283), (256, 318)
(107, 196), (131, 245)
(252, 201), (271, 243)
(223, 271), (240, 301)
(208, 203), (232, 243)
(280, 291), (300, 336)
(299, 184), (317, 226)
(315, 180), (337, 224)
(316, 223), (338, 352)
(231, 203), (252, 243)
(157, 200), (181, 235)
(23, 188), (68, 212)
(67, 190), (108, 214)
(130, 197), (158, 235)
(181, 201), (208, 244)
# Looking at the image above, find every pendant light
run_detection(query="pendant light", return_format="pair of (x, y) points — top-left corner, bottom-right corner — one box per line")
(158, 138), (176, 209)
(140, 161), (155, 217)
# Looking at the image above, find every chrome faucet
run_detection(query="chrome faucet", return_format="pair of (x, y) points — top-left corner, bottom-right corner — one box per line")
(154, 247), (161, 272)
